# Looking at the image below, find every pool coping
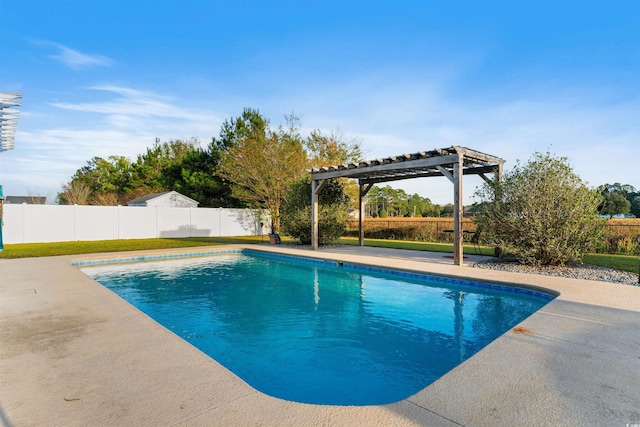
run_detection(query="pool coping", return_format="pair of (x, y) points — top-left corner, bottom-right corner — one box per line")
(1, 244), (639, 426)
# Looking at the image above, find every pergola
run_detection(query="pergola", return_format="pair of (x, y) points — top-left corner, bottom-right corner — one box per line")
(310, 146), (505, 266)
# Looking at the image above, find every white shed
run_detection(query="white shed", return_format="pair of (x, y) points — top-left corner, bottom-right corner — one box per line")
(127, 191), (199, 208)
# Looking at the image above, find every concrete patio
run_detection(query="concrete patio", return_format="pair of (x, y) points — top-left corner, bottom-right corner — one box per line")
(1, 245), (638, 426)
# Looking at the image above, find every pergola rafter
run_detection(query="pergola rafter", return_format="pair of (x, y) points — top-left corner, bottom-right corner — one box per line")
(310, 145), (505, 266)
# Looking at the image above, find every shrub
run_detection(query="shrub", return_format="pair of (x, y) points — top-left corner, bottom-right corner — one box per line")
(474, 152), (605, 265)
(282, 177), (349, 245)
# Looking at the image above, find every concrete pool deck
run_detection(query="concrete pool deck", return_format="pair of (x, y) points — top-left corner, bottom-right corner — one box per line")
(1, 244), (638, 426)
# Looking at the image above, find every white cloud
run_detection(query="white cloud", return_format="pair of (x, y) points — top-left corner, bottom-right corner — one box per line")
(1, 86), (226, 198)
(51, 86), (221, 133)
(36, 41), (114, 69)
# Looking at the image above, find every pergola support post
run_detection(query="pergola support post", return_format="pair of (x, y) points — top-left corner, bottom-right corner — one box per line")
(358, 182), (374, 246)
(453, 156), (464, 266)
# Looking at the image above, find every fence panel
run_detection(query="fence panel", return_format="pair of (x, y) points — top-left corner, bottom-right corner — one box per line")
(119, 207), (157, 240)
(221, 209), (264, 236)
(23, 205), (75, 243)
(190, 208), (220, 237)
(2, 204), (268, 244)
(157, 207), (192, 238)
(2, 203), (25, 243)
(75, 205), (119, 241)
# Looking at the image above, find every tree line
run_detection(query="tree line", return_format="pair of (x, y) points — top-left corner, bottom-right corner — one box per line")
(58, 108), (362, 241)
(57, 109), (361, 208)
(364, 185), (454, 218)
(57, 109), (445, 215)
(597, 183), (640, 218)
(57, 137), (230, 207)
(57, 108), (637, 256)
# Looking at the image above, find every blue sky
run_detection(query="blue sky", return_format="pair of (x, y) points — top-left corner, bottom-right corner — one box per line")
(1, 0), (638, 204)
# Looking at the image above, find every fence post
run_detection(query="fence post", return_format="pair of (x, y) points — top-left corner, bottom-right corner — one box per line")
(73, 204), (78, 241)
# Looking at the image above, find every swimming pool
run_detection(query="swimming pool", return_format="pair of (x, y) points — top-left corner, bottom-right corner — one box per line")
(80, 250), (553, 406)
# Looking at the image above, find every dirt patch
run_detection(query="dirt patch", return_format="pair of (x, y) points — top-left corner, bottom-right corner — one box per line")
(0, 313), (104, 359)
(512, 326), (533, 335)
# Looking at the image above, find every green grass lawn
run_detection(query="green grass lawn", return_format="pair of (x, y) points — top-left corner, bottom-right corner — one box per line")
(0, 236), (266, 259)
(582, 253), (640, 274)
(338, 237), (639, 274)
(338, 236), (496, 256)
(1, 235), (638, 274)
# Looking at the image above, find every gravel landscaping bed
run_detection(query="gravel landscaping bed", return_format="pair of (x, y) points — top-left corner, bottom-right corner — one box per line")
(472, 258), (639, 286)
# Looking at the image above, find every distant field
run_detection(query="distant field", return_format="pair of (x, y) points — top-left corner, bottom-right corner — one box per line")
(346, 217), (640, 255)
(607, 218), (640, 225)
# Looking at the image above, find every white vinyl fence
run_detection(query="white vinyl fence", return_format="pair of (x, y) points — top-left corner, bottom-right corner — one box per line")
(2, 204), (269, 244)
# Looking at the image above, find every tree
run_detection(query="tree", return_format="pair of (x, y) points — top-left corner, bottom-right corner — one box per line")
(366, 185), (398, 217)
(57, 181), (91, 205)
(474, 152), (604, 266)
(209, 108), (269, 207)
(364, 185), (433, 217)
(282, 176), (349, 244)
(407, 193), (432, 217)
(163, 143), (236, 207)
(131, 138), (198, 193)
(58, 137), (237, 207)
(439, 203), (455, 217)
(60, 155), (135, 205)
(631, 196), (640, 218)
(305, 128), (362, 169)
(212, 108), (267, 153)
(599, 192), (631, 218)
(597, 183), (636, 196)
(305, 128), (362, 209)
(217, 112), (307, 234)
(597, 183), (636, 218)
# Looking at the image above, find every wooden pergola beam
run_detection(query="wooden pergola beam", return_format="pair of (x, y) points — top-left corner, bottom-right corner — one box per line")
(311, 154), (459, 181)
(358, 165), (500, 185)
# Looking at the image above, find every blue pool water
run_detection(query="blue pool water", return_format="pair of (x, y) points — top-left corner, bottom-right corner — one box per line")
(81, 251), (553, 405)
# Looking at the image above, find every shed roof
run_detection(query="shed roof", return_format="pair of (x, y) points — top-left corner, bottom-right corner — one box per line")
(4, 196), (47, 204)
(127, 192), (172, 204)
(127, 191), (199, 205)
